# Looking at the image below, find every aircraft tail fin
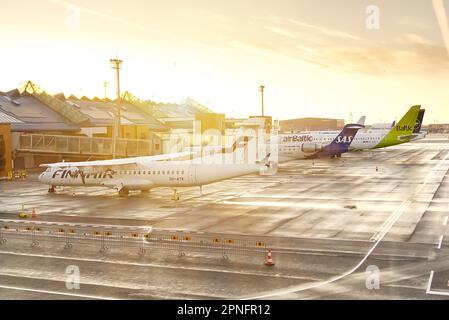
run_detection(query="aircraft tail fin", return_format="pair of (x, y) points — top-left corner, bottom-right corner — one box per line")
(226, 136), (250, 153)
(357, 116), (366, 126)
(256, 153), (271, 166)
(257, 153), (278, 176)
(375, 105), (420, 148)
(307, 124), (364, 158)
(413, 109), (425, 134)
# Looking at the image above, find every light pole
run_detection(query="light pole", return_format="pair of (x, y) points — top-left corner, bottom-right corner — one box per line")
(110, 58), (122, 159)
(103, 81), (108, 99)
(259, 84), (265, 117)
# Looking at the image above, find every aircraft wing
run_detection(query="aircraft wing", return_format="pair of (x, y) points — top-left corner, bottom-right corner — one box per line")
(101, 179), (155, 190)
(39, 151), (194, 168)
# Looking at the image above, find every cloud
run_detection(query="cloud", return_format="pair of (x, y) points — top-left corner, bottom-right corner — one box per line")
(229, 41), (284, 58)
(241, 15), (449, 75)
(264, 26), (296, 38)
(294, 33), (449, 75)
(230, 28), (449, 77)
(251, 16), (361, 43)
(432, 0), (449, 58)
(288, 18), (361, 41)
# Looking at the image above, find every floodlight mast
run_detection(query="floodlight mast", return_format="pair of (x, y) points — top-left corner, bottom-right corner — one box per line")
(110, 58), (122, 159)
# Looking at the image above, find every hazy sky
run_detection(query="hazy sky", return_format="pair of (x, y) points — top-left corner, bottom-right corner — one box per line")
(1, 0), (449, 123)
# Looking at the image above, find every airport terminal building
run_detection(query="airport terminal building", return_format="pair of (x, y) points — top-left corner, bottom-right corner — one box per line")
(279, 117), (345, 132)
(0, 81), (253, 172)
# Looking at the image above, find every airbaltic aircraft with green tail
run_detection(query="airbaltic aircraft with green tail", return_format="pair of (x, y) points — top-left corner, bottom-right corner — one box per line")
(277, 105), (424, 161)
(348, 105), (424, 151)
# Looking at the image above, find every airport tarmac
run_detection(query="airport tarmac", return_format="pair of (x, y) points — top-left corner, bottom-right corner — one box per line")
(1, 136), (449, 299)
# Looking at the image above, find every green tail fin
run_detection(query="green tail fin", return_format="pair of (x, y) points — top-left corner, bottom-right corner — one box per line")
(374, 105), (421, 149)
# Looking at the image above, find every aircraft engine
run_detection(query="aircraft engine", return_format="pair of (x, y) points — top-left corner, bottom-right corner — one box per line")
(301, 143), (323, 153)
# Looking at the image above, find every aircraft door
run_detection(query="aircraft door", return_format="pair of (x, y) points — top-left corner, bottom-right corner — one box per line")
(188, 165), (196, 185)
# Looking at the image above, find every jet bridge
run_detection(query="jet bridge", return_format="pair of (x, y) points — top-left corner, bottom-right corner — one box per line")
(17, 133), (153, 157)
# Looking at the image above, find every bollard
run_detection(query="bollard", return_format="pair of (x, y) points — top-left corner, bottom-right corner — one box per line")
(0, 227), (5, 245)
(19, 204), (29, 219)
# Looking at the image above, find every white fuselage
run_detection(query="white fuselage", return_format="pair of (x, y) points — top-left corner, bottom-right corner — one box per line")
(276, 128), (420, 161)
(39, 161), (262, 191)
(276, 131), (338, 161)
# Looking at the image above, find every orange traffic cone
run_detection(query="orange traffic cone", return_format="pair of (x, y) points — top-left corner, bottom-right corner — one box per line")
(265, 249), (275, 266)
(31, 208), (37, 219)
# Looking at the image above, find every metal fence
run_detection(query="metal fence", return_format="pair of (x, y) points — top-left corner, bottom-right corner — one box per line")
(18, 134), (152, 157)
(0, 219), (151, 254)
(146, 229), (268, 260)
(0, 220), (270, 263)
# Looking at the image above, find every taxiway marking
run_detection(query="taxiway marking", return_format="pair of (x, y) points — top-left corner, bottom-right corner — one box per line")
(242, 148), (449, 299)
(426, 270), (449, 297)
(0, 250), (315, 281)
(0, 284), (112, 300)
(437, 235), (444, 250)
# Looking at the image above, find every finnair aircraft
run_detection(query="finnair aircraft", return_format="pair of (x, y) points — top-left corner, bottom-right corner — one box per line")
(38, 138), (273, 197)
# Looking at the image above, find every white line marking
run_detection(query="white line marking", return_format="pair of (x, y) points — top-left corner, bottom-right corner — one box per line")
(242, 200), (412, 300)
(370, 201), (409, 242)
(0, 284), (113, 299)
(437, 235), (444, 249)
(426, 270), (434, 293)
(0, 250), (309, 281)
(242, 147), (449, 300)
(443, 216), (448, 226)
(0, 271), (227, 300)
(426, 270), (449, 297)
(426, 290), (449, 297)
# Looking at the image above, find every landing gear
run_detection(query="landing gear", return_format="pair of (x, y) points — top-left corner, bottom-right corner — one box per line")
(118, 187), (129, 197)
(48, 186), (56, 193)
(172, 188), (180, 201)
(199, 186), (203, 196)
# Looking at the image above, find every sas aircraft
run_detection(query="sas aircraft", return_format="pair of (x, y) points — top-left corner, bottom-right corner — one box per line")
(277, 123), (365, 161)
(277, 105), (424, 161)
